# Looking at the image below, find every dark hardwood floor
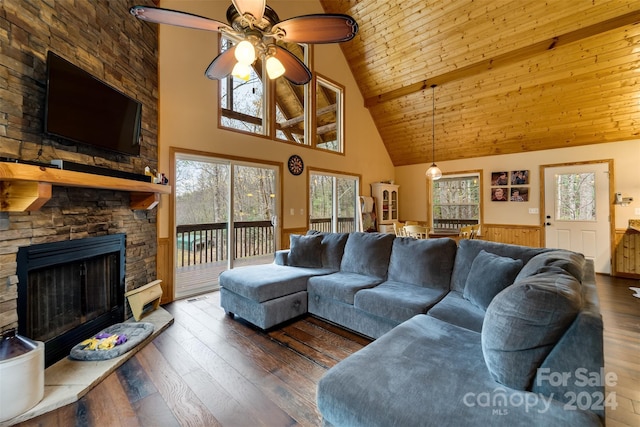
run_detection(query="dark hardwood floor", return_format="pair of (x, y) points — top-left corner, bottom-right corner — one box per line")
(16, 274), (639, 427)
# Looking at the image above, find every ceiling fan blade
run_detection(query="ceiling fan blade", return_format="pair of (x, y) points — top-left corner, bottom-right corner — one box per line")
(130, 5), (234, 33)
(272, 14), (358, 44)
(205, 47), (237, 80)
(231, 0), (266, 22)
(274, 46), (312, 85)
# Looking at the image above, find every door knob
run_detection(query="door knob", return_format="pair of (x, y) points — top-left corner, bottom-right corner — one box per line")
(545, 222), (551, 226)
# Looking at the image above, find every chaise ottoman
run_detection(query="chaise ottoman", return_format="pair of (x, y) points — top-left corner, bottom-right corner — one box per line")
(220, 234), (345, 329)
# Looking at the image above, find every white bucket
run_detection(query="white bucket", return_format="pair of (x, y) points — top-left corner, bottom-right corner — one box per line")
(0, 333), (44, 422)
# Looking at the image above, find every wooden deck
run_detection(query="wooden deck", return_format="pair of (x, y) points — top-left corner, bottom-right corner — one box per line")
(175, 254), (274, 299)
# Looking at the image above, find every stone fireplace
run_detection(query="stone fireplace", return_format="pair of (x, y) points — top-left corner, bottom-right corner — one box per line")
(0, 185), (159, 364)
(17, 234), (126, 367)
(0, 0), (161, 355)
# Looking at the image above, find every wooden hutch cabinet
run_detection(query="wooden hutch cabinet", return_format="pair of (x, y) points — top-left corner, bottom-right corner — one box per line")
(371, 183), (399, 233)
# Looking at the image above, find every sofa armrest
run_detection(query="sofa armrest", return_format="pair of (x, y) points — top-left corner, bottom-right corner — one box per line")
(275, 250), (290, 265)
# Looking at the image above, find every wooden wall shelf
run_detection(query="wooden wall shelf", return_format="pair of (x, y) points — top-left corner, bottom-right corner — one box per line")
(0, 163), (171, 211)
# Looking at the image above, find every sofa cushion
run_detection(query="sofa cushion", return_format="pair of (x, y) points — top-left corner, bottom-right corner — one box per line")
(317, 314), (601, 427)
(219, 264), (334, 303)
(516, 250), (585, 283)
(387, 237), (457, 289)
(463, 250), (523, 310)
(354, 281), (447, 323)
(450, 239), (548, 293)
(340, 232), (395, 278)
(288, 234), (323, 268)
(426, 291), (485, 332)
(307, 231), (349, 270)
(308, 272), (384, 305)
(482, 266), (583, 390)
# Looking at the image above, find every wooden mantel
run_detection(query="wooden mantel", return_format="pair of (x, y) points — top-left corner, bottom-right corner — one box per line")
(0, 163), (171, 211)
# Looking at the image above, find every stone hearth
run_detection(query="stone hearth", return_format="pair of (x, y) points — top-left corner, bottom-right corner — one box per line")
(1, 308), (173, 427)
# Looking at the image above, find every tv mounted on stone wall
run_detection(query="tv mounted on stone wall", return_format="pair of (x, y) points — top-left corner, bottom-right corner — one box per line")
(44, 51), (142, 156)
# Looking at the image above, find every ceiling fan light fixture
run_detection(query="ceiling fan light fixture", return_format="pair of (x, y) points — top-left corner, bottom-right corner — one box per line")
(234, 40), (256, 65)
(129, 3), (358, 86)
(266, 56), (285, 79)
(231, 62), (251, 80)
(426, 84), (442, 180)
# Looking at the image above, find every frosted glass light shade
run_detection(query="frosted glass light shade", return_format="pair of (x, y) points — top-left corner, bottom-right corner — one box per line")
(266, 56), (285, 79)
(426, 163), (442, 180)
(231, 62), (251, 81)
(234, 40), (256, 65)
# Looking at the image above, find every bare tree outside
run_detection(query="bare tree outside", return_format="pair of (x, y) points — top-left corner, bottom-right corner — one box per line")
(310, 173), (358, 233)
(432, 175), (480, 228)
(555, 173), (596, 221)
(176, 160), (229, 225)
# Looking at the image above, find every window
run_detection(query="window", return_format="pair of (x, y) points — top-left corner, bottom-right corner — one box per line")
(274, 43), (307, 144)
(219, 38), (345, 153)
(219, 39), (266, 135)
(431, 173), (481, 231)
(555, 172), (596, 221)
(315, 76), (343, 153)
(309, 172), (359, 233)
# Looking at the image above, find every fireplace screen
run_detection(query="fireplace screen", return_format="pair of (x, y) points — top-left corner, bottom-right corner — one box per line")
(17, 234), (125, 367)
(25, 253), (119, 342)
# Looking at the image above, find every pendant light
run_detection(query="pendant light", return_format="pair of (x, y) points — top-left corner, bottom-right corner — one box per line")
(426, 84), (442, 180)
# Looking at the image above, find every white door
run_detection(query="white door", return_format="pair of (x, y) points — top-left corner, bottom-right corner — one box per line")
(543, 163), (610, 274)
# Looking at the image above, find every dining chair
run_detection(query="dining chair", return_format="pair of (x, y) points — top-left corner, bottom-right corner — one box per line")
(404, 225), (428, 239)
(459, 225), (473, 239)
(393, 222), (406, 237)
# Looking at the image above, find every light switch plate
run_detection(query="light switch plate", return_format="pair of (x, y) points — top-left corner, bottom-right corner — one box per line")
(528, 208), (539, 214)
(635, 208), (640, 216)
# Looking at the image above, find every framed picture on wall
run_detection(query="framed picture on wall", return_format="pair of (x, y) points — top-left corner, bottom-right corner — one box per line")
(491, 171), (509, 186)
(491, 187), (508, 201)
(510, 187), (529, 202)
(510, 170), (529, 185)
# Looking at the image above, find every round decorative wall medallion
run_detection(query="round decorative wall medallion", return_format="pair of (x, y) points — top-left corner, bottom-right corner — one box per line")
(287, 155), (304, 175)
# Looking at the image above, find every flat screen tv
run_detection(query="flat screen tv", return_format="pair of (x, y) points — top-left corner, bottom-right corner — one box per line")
(44, 51), (142, 156)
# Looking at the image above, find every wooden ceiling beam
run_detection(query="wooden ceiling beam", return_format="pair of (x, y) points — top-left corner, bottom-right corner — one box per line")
(363, 9), (640, 108)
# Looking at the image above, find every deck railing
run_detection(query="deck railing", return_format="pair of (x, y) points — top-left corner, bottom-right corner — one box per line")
(176, 218), (356, 267)
(177, 221), (274, 267)
(432, 218), (479, 230)
(309, 217), (356, 233)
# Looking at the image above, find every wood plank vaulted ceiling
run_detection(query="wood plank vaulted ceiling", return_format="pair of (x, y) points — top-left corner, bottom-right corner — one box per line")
(319, 0), (640, 166)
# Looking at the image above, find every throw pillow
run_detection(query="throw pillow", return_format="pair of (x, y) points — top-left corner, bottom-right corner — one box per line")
(288, 234), (323, 268)
(463, 250), (523, 310)
(515, 250), (585, 283)
(481, 266), (583, 390)
(307, 230), (349, 270)
(387, 237), (457, 289)
(340, 232), (395, 278)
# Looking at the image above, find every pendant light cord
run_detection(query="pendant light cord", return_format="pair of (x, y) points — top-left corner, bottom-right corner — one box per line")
(431, 84), (436, 164)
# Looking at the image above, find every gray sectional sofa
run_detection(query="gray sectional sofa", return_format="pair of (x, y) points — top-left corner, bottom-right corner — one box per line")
(219, 231), (605, 426)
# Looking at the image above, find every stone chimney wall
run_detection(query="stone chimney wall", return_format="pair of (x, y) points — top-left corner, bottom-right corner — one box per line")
(0, 0), (160, 331)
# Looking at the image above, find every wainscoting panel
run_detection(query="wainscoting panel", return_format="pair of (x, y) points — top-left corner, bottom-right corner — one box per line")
(613, 229), (640, 278)
(481, 224), (543, 247)
(157, 237), (173, 304)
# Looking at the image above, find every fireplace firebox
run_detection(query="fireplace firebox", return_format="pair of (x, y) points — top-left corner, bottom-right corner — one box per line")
(17, 234), (126, 367)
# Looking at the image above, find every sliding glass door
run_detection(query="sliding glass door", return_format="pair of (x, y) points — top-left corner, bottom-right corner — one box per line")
(309, 172), (359, 233)
(174, 153), (279, 299)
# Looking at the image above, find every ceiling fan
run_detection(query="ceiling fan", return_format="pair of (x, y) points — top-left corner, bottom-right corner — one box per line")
(130, 0), (358, 85)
